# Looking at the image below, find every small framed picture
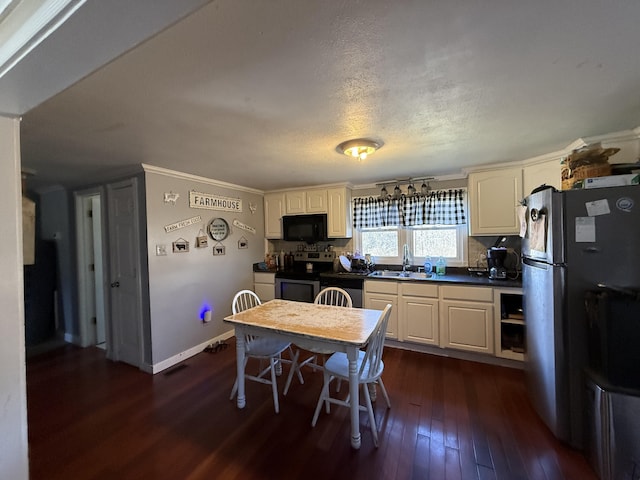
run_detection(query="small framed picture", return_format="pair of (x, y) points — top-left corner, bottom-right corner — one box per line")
(196, 230), (208, 248)
(238, 236), (248, 249)
(172, 238), (189, 253)
(213, 243), (226, 256)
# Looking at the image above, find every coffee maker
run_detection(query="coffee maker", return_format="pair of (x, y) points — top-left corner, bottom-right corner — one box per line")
(487, 247), (507, 279)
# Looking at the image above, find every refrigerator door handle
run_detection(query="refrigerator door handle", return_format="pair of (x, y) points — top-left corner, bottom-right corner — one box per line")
(523, 256), (566, 268)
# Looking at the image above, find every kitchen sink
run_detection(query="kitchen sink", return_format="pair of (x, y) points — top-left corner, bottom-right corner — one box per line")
(368, 270), (433, 280)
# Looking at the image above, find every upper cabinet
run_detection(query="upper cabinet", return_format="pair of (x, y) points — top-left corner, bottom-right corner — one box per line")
(264, 192), (285, 239)
(327, 187), (352, 238)
(468, 167), (523, 236)
(523, 159), (561, 197)
(306, 189), (328, 213)
(285, 189), (328, 214)
(264, 186), (352, 239)
(285, 191), (306, 214)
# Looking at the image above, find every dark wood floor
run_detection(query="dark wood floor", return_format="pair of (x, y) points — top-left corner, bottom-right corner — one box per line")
(26, 341), (597, 480)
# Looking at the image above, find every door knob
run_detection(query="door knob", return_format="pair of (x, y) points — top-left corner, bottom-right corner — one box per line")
(110, 281), (120, 288)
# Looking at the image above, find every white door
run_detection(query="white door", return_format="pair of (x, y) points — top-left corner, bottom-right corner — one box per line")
(107, 178), (143, 368)
(75, 189), (107, 348)
(91, 196), (106, 345)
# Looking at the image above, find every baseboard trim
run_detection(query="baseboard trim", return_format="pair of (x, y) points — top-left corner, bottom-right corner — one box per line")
(151, 330), (235, 374)
(385, 340), (523, 370)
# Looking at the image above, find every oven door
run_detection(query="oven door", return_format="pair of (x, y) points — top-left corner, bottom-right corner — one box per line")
(275, 278), (319, 303)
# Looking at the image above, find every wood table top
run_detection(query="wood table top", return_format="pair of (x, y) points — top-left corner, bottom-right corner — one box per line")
(224, 299), (385, 347)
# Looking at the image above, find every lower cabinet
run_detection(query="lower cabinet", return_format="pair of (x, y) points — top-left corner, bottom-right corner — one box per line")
(364, 280), (398, 340)
(253, 272), (275, 301)
(440, 285), (494, 355)
(399, 283), (439, 346)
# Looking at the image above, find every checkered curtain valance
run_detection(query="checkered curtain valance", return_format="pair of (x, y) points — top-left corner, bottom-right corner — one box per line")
(353, 189), (466, 229)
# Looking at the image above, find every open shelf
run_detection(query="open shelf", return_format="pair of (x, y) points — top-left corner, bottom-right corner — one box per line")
(494, 288), (525, 361)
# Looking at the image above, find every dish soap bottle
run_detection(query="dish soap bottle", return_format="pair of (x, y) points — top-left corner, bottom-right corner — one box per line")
(423, 256), (433, 274)
(435, 256), (446, 276)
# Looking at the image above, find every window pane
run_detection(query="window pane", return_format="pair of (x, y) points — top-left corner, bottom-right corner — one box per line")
(361, 227), (398, 257)
(412, 228), (457, 258)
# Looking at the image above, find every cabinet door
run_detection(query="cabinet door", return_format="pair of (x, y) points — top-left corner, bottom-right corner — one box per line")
(306, 189), (328, 213)
(327, 187), (352, 238)
(365, 293), (398, 340)
(402, 296), (439, 346)
(468, 167), (523, 235)
(264, 193), (285, 239)
(254, 282), (275, 301)
(523, 159), (561, 197)
(441, 300), (494, 354)
(285, 191), (306, 214)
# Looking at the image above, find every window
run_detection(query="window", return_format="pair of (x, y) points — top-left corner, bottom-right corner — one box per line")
(353, 188), (468, 267)
(357, 224), (467, 267)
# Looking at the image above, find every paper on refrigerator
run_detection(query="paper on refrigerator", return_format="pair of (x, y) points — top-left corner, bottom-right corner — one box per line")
(529, 213), (547, 252)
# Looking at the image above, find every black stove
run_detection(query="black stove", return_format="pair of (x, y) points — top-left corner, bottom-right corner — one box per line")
(274, 251), (335, 281)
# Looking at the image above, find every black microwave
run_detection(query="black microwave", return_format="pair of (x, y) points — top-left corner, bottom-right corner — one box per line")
(282, 214), (328, 243)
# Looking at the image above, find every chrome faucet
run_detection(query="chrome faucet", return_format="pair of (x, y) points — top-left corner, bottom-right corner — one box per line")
(402, 244), (410, 272)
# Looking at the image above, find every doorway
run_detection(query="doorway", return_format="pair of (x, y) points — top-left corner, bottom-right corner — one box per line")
(75, 188), (107, 349)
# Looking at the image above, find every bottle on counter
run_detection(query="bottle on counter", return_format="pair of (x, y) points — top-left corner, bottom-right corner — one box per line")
(423, 256), (433, 273)
(435, 256), (446, 276)
(279, 250), (285, 271)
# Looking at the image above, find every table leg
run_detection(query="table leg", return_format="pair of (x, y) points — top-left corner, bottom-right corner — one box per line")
(235, 329), (246, 409)
(347, 346), (361, 449)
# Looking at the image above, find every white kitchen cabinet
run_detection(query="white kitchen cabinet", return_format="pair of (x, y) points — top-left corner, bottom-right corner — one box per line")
(364, 280), (398, 340)
(440, 285), (494, 354)
(306, 189), (328, 213)
(468, 167), (523, 236)
(264, 186), (351, 239)
(253, 272), (276, 301)
(399, 283), (439, 346)
(285, 191), (306, 214)
(264, 193), (285, 239)
(327, 186), (352, 238)
(523, 159), (561, 197)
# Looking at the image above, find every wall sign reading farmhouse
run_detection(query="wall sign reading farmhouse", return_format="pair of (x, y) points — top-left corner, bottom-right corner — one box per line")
(189, 191), (243, 212)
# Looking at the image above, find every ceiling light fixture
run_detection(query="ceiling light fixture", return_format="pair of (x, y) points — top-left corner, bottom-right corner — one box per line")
(336, 138), (382, 161)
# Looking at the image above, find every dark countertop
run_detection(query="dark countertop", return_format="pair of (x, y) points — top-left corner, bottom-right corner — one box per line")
(363, 266), (522, 289)
(254, 264), (522, 289)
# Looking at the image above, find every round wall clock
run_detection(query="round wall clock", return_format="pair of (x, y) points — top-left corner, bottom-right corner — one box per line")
(207, 217), (230, 241)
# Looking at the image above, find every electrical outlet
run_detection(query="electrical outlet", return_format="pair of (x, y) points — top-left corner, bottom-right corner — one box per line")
(156, 244), (167, 256)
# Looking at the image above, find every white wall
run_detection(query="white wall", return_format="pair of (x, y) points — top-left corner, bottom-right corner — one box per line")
(144, 169), (265, 369)
(0, 116), (29, 478)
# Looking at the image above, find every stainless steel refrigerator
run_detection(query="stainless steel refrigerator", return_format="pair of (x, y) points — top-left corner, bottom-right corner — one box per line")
(522, 184), (640, 448)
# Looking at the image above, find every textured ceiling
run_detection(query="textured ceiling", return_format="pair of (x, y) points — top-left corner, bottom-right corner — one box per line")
(17, 0), (640, 192)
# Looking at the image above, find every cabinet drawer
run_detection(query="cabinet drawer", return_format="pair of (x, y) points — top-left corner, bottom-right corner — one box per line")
(401, 283), (438, 298)
(253, 272), (275, 284)
(364, 280), (398, 295)
(441, 285), (492, 302)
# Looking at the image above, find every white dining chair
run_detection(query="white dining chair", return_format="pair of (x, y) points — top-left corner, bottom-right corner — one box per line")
(229, 290), (303, 413)
(311, 304), (392, 447)
(282, 287), (353, 396)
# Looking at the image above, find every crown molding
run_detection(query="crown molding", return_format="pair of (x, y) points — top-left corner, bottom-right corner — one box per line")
(141, 163), (263, 195)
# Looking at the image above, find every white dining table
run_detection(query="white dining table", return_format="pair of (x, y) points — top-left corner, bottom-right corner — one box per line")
(223, 299), (385, 449)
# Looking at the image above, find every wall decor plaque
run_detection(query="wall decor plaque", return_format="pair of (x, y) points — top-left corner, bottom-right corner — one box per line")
(172, 238), (189, 253)
(196, 229), (208, 248)
(164, 215), (201, 233)
(207, 218), (230, 241)
(190, 191), (242, 212)
(212, 243), (226, 256)
(238, 236), (248, 249)
(232, 219), (256, 234)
